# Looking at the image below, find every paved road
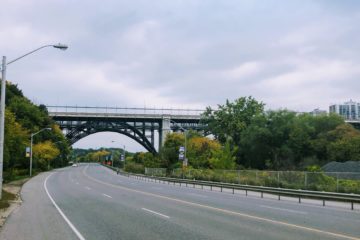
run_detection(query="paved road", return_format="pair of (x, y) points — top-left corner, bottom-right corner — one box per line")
(1, 163), (359, 240)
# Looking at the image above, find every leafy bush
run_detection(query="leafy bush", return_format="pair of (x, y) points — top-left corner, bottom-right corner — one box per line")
(124, 162), (145, 174)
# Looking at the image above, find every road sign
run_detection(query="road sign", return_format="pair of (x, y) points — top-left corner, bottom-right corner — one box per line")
(25, 147), (30, 158)
(120, 154), (125, 161)
(179, 146), (185, 152)
(179, 153), (184, 160)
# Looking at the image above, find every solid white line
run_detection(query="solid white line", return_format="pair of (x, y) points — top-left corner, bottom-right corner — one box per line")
(102, 193), (112, 198)
(260, 205), (308, 215)
(187, 193), (208, 198)
(141, 208), (170, 219)
(44, 173), (86, 240)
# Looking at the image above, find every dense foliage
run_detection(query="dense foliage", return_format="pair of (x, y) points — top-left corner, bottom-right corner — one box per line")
(76, 96), (359, 175)
(1, 82), (70, 180)
(72, 147), (131, 168)
(200, 97), (360, 170)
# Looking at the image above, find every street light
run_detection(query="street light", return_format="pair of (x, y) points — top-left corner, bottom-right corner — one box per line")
(111, 140), (126, 171)
(30, 128), (52, 176)
(0, 43), (67, 198)
(122, 145), (126, 170)
(110, 140), (115, 167)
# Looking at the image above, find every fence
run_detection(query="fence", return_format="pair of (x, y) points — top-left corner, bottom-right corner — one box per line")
(144, 168), (360, 194)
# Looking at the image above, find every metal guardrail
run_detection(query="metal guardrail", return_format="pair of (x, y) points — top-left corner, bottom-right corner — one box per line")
(101, 165), (360, 210)
(47, 105), (205, 116)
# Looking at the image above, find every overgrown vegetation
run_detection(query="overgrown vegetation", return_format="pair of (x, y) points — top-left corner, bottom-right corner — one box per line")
(0, 190), (16, 209)
(202, 97), (360, 170)
(72, 147), (132, 168)
(1, 82), (70, 181)
(71, 96), (360, 193)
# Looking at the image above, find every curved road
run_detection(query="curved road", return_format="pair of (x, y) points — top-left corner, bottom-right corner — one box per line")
(0, 163), (359, 240)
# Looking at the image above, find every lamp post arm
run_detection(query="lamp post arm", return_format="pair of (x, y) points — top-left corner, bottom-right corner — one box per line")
(7, 45), (54, 66)
(32, 127), (52, 137)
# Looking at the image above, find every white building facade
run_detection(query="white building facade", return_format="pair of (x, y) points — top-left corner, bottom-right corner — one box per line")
(329, 100), (360, 121)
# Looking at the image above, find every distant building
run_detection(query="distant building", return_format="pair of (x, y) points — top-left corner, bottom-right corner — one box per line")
(310, 108), (327, 116)
(329, 100), (360, 121)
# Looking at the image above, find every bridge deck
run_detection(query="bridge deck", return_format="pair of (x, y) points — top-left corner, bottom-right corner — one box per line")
(49, 112), (202, 121)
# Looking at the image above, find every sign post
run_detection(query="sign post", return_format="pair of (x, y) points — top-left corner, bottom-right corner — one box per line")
(179, 146), (187, 178)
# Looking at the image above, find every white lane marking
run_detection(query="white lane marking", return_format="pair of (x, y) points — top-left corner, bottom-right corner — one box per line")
(84, 166), (360, 240)
(44, 173), (86, 240)
(260, 205), (308, 215)
(187, 193), (208, 198)
(85, 187), (91, 190)
(141, 208), (170, 219)
(102, 193), (112, 198)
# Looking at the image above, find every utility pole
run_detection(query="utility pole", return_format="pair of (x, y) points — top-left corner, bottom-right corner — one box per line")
(0, 57), (7, 199)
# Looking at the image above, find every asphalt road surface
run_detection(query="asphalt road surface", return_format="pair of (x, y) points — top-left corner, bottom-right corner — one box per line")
(1, 163), (359, 240)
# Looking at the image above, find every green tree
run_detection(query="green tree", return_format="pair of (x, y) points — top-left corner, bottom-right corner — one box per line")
(326, 124), (360, 162)
(0, 82), (70, 177)
(202, 97), (265, 144)
(33, 141), (60, 170)
(240, 113), (271, 169)
(132, 152), (163, 168)
(187, 136), (221, 168)
(86, 150), (110, 162)
(4, 109), (29, 170)
(209, 140), (237, 169)
(160, 133), (185, 170)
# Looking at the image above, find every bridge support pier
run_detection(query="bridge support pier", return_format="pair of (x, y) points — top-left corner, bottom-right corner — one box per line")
(159, 116), (171, 148)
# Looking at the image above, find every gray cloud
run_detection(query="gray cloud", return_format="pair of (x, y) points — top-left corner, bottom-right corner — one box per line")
(2, 0), (360, 151)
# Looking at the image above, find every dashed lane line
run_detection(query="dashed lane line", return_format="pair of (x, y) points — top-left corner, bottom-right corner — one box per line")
(102, 193), (113, 199)
(141, 208), (170, 219)
(83, 165), (360, 240)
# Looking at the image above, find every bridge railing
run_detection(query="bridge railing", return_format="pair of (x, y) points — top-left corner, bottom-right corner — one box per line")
(46, 105), (205, 116)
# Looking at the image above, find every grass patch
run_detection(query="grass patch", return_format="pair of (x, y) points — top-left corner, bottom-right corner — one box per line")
(0, 190), (17, 210)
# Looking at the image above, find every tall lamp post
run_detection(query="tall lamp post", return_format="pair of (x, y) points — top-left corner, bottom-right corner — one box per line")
(30, 128), (52, 176)
(122, 145), (126, 169)
(0, 44), (68, 197)
(111, 141), (126, 174)
(110, 140), (115, 167)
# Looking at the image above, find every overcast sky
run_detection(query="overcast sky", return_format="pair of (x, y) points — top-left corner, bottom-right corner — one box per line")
(2, 0), (360, 151)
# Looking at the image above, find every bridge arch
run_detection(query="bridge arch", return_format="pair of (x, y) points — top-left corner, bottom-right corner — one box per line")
(48, 105), (207, 154)
(66, 120), (157, 153)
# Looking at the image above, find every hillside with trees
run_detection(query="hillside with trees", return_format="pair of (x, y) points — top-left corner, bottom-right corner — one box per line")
(72, 147), (132, 166)
(120, 97), (360, 173)
(1, 82), (70, 180)
(202, 97), (360, 170)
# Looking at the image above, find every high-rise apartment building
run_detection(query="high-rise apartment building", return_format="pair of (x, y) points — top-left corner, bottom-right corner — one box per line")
(329, 100), (360, 121)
